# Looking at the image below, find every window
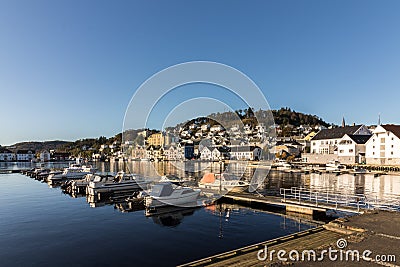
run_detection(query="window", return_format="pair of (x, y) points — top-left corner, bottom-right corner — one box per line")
(380, 145), (385, 150)
(373, 146), (375, 149)
(391, 151), (394, 155)
(373, 152), (375, 155)
(335, 140), (338, 144)
(339, 150), (344, 153)
(381, 138), (385, 143)
(349, 149), (354, 153)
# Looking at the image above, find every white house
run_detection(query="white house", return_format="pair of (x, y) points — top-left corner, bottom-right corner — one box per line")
(16, 150), (35, 162)
(39, 150), (51, 162)
(366, 124), (400, 165)
(310, 125), (371, 154)
(200, 146), (213, 161)
(230, 146), (262, 161)
(0, 147), (15, 161)
(337, 134), (371, 164)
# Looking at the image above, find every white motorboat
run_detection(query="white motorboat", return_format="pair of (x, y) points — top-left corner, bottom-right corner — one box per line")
(276, 162), (293, 171)
(198, 173), (249, 193)
(87, 171), (150, 195)
(145, 182), (201, 208)
(69, 173), (103, 191)
(47, 164), (97, 182)
(325, 160), (345, 172)
(159, 175), (190, 185)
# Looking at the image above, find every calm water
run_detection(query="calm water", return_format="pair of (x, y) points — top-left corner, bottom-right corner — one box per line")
(0, 172), (312, 267)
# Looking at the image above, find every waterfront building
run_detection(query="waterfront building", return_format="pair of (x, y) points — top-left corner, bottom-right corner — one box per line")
(39, 150), (51, 162)
(229, 146), (262, 161)
(131, 145), (146, 159)
(302, 124), (371, 164)
(0, 147), (15, 161)
(16, 150), (35, 162)
(337, 134), (371, 164)
(365, 124), (400, 165)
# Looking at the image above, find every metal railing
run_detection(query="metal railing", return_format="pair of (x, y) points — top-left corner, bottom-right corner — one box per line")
(279, 187), (400, 212)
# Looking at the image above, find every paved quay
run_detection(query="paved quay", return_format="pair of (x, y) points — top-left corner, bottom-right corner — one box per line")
(179, 211), (400, 267)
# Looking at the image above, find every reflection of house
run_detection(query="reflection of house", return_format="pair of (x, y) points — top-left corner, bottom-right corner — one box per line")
(16, 150), (35, 162)
(366, 124), (400, 165)
(230, 146), (261, 161)
(51, 152), (70, 161)
(337, 134), (371, 164)
(0, 147), (15, 161)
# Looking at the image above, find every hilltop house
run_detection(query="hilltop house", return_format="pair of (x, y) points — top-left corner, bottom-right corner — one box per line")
(0, 147), (15, 161)
(365, 124), (400, 165)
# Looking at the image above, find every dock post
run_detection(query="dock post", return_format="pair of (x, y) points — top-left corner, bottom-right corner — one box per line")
(335, 195), (338, 210)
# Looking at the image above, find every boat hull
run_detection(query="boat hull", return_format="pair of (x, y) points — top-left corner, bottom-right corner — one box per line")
(145, 190), (200, 208)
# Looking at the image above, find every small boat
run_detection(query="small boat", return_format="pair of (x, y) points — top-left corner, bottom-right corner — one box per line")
(47, 164), (97, 182)
(159, 175), (189, 185)
(87, 171), (150, 195)
(69, 173), (105, 192)
(352, 167), (368, 175)
(325, 160), (345, 172)
(145, 182), (201, 208)
(276, 162), (293, 171)
(198, 173), (249, 193)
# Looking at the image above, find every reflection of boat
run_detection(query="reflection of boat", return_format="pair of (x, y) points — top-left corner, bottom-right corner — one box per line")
(147, 206), (198, 227)
(47, 164), (97, 182)
(325, 160), (345, 172)
(276, 162), (293, 171)
(114, 199), (145, 213)
(87, 171), (150, 195)
(145, 182), (201, 208)
(198, 173), (249, 193)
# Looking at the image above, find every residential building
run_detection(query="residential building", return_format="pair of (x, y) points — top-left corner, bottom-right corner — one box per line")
(303, 125), (371, 164)
(310, 125), (371, 154)
(0, 147), (15, 161)
(16, 150), (35, 162)
(230, 146), (262, 161)
(39, 150), (51, 162)
(146, 132), (172, 147)
(337, 134), (371, 164)
(366, 124), (400, 165)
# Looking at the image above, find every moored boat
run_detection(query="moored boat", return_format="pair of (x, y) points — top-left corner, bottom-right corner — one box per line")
(145, 182), (201, 208)
(198, 173), (249, 193)
(87, 171), (150, 195)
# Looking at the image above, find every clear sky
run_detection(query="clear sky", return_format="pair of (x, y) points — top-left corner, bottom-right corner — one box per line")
(1, 0), (400, 145)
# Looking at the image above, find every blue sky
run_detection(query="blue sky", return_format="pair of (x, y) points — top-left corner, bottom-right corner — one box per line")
(1, 0), (400, 145)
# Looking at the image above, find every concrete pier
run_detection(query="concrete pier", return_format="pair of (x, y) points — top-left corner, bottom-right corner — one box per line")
(179, 210), (400, 267)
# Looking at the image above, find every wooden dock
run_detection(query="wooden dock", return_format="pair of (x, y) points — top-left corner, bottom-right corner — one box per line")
(178, 226), (343, 267)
